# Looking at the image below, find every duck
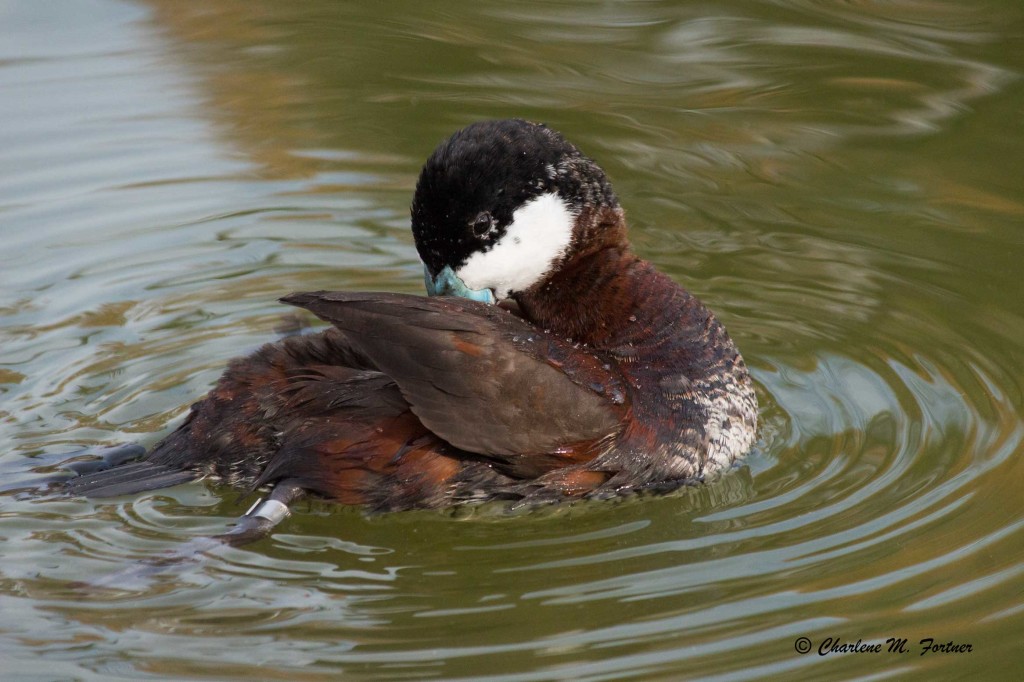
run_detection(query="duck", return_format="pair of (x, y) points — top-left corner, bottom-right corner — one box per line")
(66, 119), (757, 538)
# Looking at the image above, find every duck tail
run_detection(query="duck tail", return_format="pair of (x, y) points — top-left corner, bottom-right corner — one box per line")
(66, 462), (199, 498)
(62, 443), (199, 498)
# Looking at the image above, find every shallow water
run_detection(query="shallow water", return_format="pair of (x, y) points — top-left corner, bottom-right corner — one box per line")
(2, 0), (1023, 679)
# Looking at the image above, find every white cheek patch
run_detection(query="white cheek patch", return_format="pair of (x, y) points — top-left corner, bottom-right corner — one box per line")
(456, 192), (575, 299)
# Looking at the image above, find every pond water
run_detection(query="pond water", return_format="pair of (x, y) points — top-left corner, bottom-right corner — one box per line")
(2, 1), (1023, 679)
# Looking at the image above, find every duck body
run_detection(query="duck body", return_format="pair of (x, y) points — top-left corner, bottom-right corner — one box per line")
(68, 119), (757, 511)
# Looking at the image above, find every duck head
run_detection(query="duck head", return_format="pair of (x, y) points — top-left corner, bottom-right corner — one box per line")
(412, 119), (626, 306)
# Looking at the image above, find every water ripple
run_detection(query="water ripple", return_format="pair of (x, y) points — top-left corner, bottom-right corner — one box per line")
(2, 0), (1023, 680)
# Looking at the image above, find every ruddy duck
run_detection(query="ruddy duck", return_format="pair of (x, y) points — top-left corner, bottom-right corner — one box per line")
(68, 119), (757, 539)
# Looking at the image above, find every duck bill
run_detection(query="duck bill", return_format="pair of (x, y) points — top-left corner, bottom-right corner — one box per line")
(424, 265), (496, 304)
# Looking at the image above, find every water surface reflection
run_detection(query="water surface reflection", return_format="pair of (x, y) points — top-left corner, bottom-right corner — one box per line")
(1, 0), (1023, 679)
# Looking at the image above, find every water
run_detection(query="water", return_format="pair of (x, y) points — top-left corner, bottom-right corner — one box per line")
(2, 1), (1023, 679)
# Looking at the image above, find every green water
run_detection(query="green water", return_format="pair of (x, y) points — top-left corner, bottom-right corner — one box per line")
(2, 1), (1023, 679)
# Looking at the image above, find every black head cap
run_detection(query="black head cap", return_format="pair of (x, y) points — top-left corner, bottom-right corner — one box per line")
(411, 119), (619, 276)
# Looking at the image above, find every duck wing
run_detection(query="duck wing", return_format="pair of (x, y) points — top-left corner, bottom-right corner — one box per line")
(282, 291), (627, 458)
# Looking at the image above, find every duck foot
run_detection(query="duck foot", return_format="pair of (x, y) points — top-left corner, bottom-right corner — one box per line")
(73, 479), (308, 591)
(214, 479), (306, 546)
(62, 443), (146, 476)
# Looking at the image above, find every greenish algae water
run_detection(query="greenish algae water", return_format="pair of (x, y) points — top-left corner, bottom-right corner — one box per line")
(1, 1), (1023, 679)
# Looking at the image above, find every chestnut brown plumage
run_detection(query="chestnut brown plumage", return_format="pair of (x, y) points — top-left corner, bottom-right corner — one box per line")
(67, 119), (757, 522)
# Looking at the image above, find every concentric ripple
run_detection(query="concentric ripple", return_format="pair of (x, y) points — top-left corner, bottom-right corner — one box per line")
(2, 1), (1023, 680)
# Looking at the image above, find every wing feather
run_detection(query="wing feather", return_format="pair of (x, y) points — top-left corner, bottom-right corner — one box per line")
(283, 291), (626, 456)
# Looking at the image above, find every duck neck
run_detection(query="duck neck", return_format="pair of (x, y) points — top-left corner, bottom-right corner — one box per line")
(514, 241), (655, 349)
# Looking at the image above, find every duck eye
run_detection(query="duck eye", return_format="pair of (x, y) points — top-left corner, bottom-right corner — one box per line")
(471, 212), (493, 237)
